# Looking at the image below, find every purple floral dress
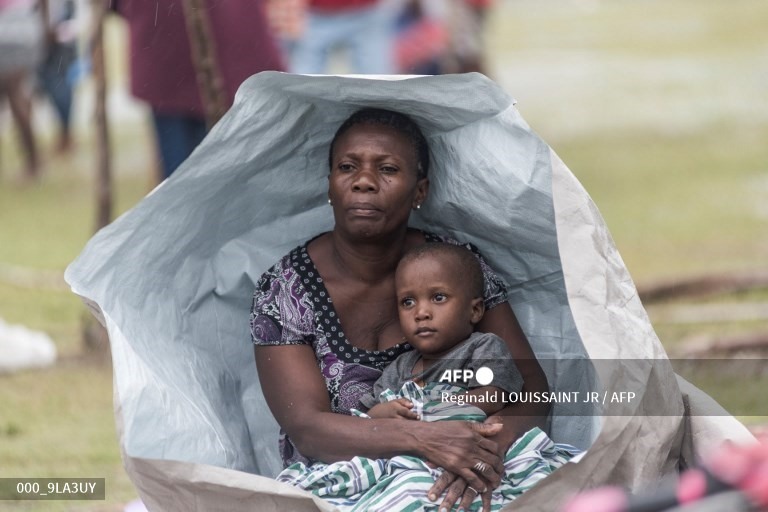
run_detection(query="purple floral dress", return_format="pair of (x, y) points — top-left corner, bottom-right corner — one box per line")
(250, 231), (508, 467)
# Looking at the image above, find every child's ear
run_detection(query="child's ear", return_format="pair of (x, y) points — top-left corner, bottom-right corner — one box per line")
(470, 298), (485, 324)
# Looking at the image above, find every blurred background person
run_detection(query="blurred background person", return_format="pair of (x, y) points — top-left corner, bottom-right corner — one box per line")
(291, 0), (396, 74)
(36, 0), (84, 155)
(391, 0), (493, 76)
(110, 0), (285, 181)
(266, 0), (307, 70)
(393, 0), (448, 75)
(443, 0), (493, 74)
(0, 0), (47, 182)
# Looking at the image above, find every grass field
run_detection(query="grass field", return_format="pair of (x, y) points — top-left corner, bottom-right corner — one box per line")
(1, 1), (766, 510)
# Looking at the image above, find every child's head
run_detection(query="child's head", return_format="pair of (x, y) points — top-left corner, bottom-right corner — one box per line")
(395, 243), (485, 356)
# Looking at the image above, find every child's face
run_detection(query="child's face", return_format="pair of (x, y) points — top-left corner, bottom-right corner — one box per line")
(395, 255), (484, 357)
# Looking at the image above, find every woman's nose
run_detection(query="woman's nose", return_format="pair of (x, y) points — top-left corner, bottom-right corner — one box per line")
(351, 167), (379, 192)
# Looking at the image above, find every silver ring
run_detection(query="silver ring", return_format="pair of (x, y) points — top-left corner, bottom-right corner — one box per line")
(473, 461), (490, 474)
(466, 486), (479, 495)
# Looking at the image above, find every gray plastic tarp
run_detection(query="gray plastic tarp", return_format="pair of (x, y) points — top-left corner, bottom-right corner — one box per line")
(65, 72), (753, 511)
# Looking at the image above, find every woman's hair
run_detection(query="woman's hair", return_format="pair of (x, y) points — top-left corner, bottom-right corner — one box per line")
(398, 243), (484, 299)
(328, 108), (430, 179)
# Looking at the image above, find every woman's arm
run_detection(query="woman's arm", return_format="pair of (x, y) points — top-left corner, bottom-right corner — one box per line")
(476, 302), (550, 449)
(256, 344), (414, 460)
(255, 344), (504, 491)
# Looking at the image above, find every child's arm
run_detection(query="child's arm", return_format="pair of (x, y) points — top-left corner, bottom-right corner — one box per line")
(463, 386), (506, 415)
(367, 398), (421, 420)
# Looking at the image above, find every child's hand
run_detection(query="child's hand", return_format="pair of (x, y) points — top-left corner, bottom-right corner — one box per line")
(367, 399), (420, 420)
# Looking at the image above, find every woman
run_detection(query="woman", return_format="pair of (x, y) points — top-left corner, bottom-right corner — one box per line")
(251, 108), (550, 511)
(0, 0), (48, 181)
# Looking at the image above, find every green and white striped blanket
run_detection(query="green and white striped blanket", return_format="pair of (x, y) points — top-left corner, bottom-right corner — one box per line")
(277, 382), (580, 511)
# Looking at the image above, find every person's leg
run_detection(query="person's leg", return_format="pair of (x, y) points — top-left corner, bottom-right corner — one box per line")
(291, 11), (343, 74)
(182, 116), (207, 161)
(151, 112), (189, 180)
(39, 44), (76, 152)
(5, 71), (39, 180)
(150, 111), (207, 180)
(347, 3), (396, 74)
(278, 38), (299, 71)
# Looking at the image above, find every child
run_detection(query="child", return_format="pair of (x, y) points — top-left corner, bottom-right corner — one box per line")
(277, 242), (579, 511)
(359, 242), (524, 420)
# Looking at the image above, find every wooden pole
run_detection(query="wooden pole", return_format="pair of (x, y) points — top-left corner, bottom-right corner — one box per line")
(91, 0), (112, 231)
(83, 0), (111, 355)
(179, 0), (227, 129)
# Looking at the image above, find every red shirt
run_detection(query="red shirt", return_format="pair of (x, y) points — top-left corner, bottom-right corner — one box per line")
(309, 0), (377, 13)
(114, 0), (285, 116)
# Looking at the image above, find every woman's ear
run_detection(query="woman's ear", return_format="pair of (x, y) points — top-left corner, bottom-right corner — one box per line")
(470, 297), (485, 325)
(413, 178), (429, 209)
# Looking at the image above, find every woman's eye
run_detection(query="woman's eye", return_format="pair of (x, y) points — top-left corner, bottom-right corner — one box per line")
(380, 165), (398, 173)
(401, 298), (415, 308)
(338, 163), (354, 172)
(433, 293), (447, 303)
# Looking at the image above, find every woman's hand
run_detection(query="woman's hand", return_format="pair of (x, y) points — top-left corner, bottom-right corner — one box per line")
(426, 417), (506, 511)
(367, 399), (420, 420)
(430, 470), (493, 512)
(417, 420), (504, 499)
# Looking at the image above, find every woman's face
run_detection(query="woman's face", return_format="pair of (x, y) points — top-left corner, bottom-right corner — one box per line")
(328, 123), (428, 240)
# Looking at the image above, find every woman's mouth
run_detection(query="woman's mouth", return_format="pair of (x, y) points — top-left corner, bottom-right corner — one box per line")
(348, 203), (381, 217)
